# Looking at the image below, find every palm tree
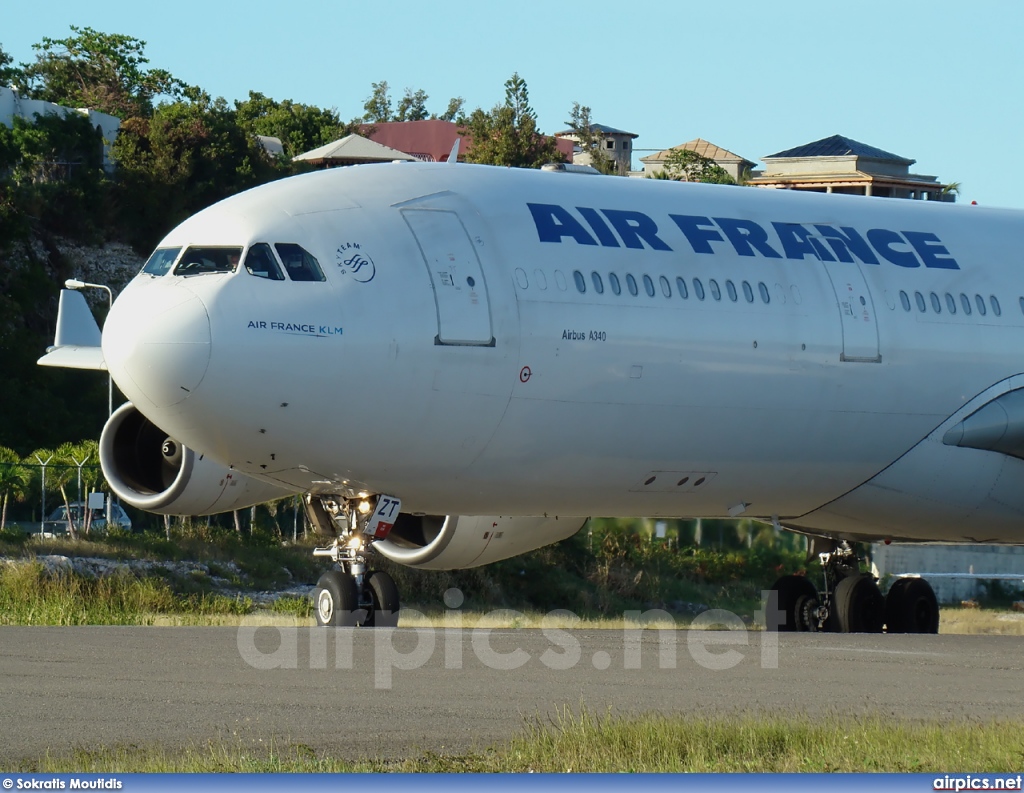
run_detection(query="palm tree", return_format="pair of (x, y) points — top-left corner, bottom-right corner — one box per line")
(0, 446), (31, 531)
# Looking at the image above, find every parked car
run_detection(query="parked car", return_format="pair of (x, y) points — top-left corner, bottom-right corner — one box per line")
(44, 502), (132, 534)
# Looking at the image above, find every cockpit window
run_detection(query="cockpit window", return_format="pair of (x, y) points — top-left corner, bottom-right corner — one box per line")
(141, 247), (181, 276)
(275, 243), (325, 282)
(174, 246), (243, 276)
(243, 243), (285, 281)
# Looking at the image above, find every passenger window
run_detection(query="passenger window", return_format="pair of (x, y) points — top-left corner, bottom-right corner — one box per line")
(709, 279), (721, 301)
(141, 247), (181, 276)
(1020, 296), (1024, 316)
(693, 278), (705, 301)
(991, 295), (1002, 316)
(726, 280), (737, 302)
(609, 272), (621, 295)
(976, 294), (987, 316)
(899, 290), (911, 311)
(915, 291), (926, 312)
(676, 277), (688, 299)
(174, 246), (243, 276)
(275, 243), (326, 281)
(573, 270), (586, 293)
(243, 243), (285, 281)
(659, 275), (671, 298)
(758, 282), (770, 304)
(945, 293), (956, 314)
(930, 292), (941, 313)
(742, 281), (754, 303)
(591, 272), (604, 294)
(626, 274), (639, 296)
(643, 274), (655, 297)
(961, 293), (972, 315)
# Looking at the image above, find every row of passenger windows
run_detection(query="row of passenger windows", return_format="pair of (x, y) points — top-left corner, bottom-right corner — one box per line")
(141, 243), (326, 282)
(898, 290), (1001, 318)
(573, 269), (772, 305)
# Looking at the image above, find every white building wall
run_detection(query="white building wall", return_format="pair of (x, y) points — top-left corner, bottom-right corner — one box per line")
(0, 86), (120, 170)
(870, 543), (1024, 603)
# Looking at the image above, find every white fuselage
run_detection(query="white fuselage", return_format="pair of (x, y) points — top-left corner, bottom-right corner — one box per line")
(101, 163), (1024, 543)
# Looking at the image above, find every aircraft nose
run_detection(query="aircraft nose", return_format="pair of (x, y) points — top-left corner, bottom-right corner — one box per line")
(102, 285), (211, 409)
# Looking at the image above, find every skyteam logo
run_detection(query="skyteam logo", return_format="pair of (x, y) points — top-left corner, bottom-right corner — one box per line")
(336, 242), (376, 283)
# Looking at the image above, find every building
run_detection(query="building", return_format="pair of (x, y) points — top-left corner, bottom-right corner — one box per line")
(871, 543), (1024, 603)
(554, 123), (637, 174)
(293, 134), (417, 167)
(363, 119), (576, 164)
(747, 134), (954, 201)
(0, 86), (121, 171)
(639, 138), (755, 182)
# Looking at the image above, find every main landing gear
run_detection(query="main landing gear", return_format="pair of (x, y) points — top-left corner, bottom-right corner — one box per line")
(306, 493), (401, 628)
(768, 541), (939, 634)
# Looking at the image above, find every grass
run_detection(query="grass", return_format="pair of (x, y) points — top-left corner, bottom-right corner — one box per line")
(0, 561), (252, 626)
(7, 710), (1024, 772)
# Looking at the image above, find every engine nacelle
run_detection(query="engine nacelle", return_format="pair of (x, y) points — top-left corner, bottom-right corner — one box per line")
(99, 403), (295, 515)
(374, 513), (586, 570)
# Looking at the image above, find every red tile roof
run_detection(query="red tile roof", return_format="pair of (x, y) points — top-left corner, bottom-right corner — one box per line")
(361, 119), (574, 163)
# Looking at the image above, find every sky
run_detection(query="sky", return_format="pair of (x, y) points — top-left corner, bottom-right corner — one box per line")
(3, 0), (1023, 208)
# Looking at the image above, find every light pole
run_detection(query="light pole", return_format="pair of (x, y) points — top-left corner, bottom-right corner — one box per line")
(64, 279), (115, 528)
(64, 279), (114, 419)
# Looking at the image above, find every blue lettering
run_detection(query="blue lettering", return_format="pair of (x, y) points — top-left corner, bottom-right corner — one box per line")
(669, 214), (724, 254)
(527, 203), (597, 245)
(867, 229), (919, 268)
(813, 225), (880, 265)
(903, 231), (959, 270)
(600, 209), (672, 251)
(773, 223), (834, 261)
(576, 207), (620, 247)
(713, 217), (782, 258)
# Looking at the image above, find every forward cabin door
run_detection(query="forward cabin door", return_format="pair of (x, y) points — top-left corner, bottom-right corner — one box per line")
(403, 209), (495, 346)
(823, 262), (881, 363)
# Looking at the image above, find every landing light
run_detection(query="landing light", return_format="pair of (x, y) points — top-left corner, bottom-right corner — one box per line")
(357, 500), (372, 514)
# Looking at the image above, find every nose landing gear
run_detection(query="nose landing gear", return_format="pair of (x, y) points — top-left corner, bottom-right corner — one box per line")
(307, 494), (401, 627)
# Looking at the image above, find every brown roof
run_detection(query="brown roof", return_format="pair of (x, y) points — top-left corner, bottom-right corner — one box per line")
(642, 138), (753, 165)
(361, 119), (575, 163)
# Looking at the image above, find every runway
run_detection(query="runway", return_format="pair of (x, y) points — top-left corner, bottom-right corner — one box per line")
(0, 627), (1021, 763)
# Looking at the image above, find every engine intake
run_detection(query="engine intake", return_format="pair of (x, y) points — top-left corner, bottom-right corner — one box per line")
(100, 403), (293, 514)
(375, 513), (586, 570)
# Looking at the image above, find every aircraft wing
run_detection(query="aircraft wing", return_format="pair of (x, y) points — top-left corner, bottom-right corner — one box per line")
(37, 289), (106, 371)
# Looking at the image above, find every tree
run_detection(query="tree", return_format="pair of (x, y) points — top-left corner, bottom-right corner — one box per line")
(362, 80), (392, 123)
(662, 147), (735, 184)
(565, 102), (615, 174)
(436, 96), (465, 124)
(235, 91), (348, 159)
(0, 446), (30, 531)
(461, 73), (562, 169)
(395, 88), (428, 122)
(19, 26), (183, 119)
(1, 43), (24, 89)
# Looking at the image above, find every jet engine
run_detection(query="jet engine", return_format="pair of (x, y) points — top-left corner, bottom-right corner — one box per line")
(374, 513), (586, 570)
(99, 403), (294, 514)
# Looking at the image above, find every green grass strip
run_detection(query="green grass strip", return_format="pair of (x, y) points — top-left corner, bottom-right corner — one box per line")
(7, 711), (1024, 773)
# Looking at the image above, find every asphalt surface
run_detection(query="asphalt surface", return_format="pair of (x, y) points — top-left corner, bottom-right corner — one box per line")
(0, 627), (1022, 763)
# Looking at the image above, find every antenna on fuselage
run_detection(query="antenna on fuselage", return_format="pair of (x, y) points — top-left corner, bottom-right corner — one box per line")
(447, 138), (460, 164)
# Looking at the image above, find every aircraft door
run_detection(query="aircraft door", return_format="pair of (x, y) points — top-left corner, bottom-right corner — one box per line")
(822, 262), (881, 363)
(403, 209), (495, 346)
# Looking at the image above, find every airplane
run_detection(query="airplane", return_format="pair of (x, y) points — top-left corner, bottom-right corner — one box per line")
(39, 157), (1024, 635)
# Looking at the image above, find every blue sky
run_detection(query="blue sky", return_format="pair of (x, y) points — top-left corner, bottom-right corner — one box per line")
(4, 0), (1021, 208)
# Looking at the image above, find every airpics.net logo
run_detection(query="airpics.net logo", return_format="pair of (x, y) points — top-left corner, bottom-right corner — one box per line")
(236, 588), (783, 689)
(336, 242), (375, 283)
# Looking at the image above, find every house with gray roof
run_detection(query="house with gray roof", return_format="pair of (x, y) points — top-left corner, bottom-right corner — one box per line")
(555, 123), (638, 175)
(747, 134), (954, 201)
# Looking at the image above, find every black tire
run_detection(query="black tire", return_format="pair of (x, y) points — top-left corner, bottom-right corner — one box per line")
(314, 570), (359, 627)
(363, 570), (400, 627)
(885, 577), (939, 634)
(766, 575), (820, 631)
(834, 573), (885, 633)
